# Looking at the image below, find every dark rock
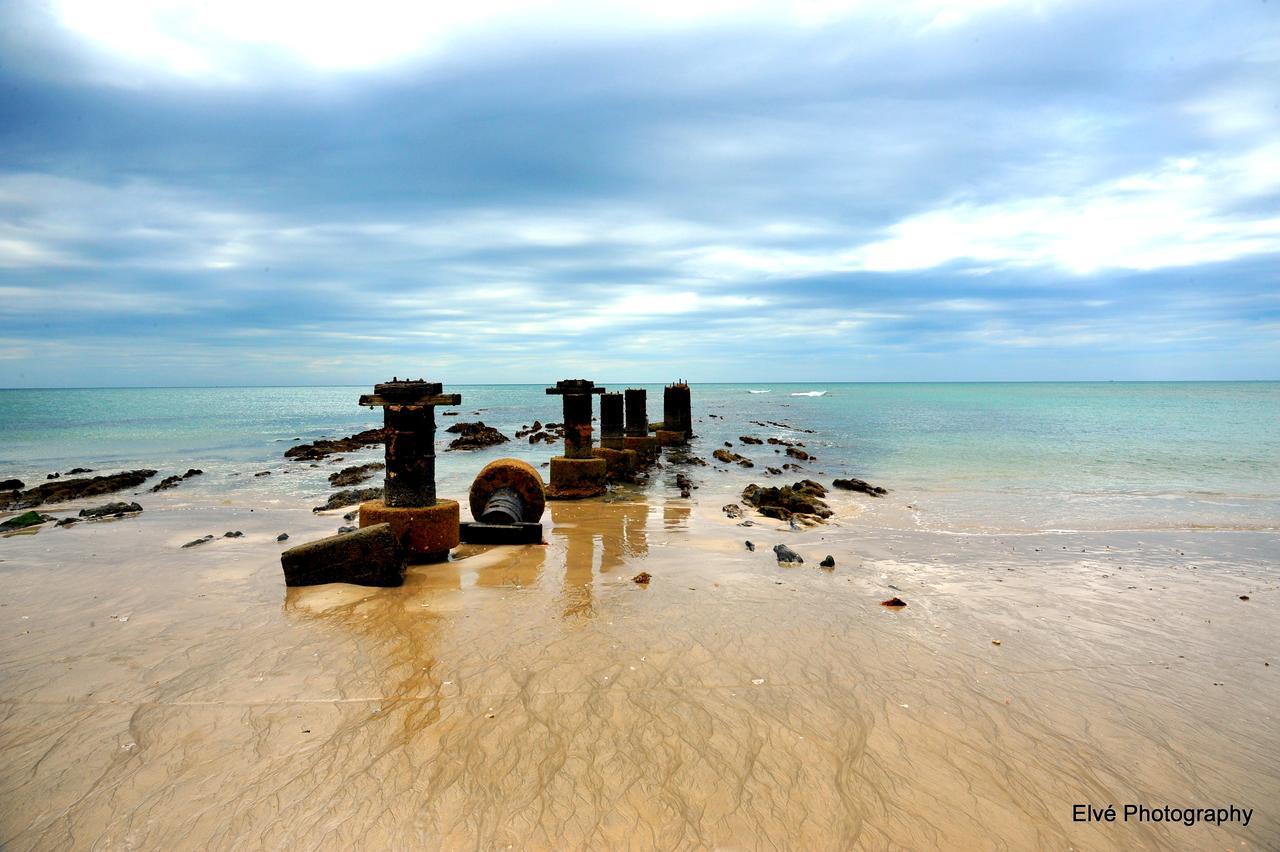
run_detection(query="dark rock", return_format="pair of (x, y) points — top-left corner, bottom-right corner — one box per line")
(1, 510), (49, 531)
(722, 503), (742, 518)
(254, 471), (272, 477)
(713, 449), (754, 467)
(46, 472), (60, 479)
(182, 535), (214, 548)
(0, 479), (23, 491)
(444, 422), (510, 451)
(65, 467), (93, 475)
(223, 530), (243, 538)
(328, 462), (385, 487)
(0, 470), (158, 511)
(54, 517), (80, 527)
(151, 468), (204, 492)
(78, 501), (143, 519)
(741, 480), (831, 521)
(277, 533), (289, 542)
(632, 572), (652, 585)
(766, 467), (782, 475)
(343, 510), (358, 521)
(337, 525), (357, 533)
(313, 486), (381, 513)
(786, 447), (813, 461)
(285, 428), (388, 461)
(832, 477), (888, 497)
(773, 544), (804, 564)
(280, 523), (406, 587)
(745, 540), (755, 551)
(738, 436), (763, 445)
(820, 555), (835, 569)
(881, 597), (907, 608)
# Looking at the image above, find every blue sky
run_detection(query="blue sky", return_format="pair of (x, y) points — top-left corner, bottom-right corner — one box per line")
(0, 0), (1277, 386)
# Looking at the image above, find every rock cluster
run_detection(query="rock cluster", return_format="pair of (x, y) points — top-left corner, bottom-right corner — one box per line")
(713, 448), (754, 467)
(444, 421), (510, 451)
(79, 501), (143, 519)
(1, 470), (157, 510)
(285, 428), (388, 461)
(312, 486), (382, 512)
(741, 480), (832, 522)
(328, 462), (385, 487)
(151, 469), (203, 492)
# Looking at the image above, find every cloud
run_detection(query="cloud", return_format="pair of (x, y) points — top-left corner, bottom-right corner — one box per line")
(0, 0), (1275, 385)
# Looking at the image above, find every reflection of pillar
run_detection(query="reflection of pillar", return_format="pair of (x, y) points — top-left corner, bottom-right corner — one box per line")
(553, 514), (597, 619)
(600, 392), (625, 450)
(620, 499), (649, 559)
(663, 501), (691, 531)
(599, 502), (626, 573)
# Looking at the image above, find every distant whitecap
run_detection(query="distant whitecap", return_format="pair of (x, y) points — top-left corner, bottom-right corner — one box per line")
(790, 391), (827, 397)
(747, 389), (771, 394)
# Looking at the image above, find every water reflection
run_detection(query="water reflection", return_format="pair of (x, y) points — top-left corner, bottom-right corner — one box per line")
(549, 496), (651, 620)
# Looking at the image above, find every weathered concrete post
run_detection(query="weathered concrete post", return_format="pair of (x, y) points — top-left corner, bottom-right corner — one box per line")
(357, 378), (462, 562)
(545, 379), (607, 499)
(592, 390), (638, 479)
(623, 387), (658, 462)
(600, 392), (625, 450)
(658, 380), (693, 446)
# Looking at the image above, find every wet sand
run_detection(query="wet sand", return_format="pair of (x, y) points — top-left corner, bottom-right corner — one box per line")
(1, 479), (1277, 849)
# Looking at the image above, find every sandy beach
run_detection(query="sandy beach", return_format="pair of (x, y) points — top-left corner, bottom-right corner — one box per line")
(2, 461), (1276, 850)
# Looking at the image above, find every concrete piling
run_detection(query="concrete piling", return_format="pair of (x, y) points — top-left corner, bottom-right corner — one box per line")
(545, 379), (607, 499)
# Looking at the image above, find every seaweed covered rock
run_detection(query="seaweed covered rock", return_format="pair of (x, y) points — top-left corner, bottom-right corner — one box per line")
(741, 480), (832, 522)
(1, 511), (53, 531)
(285, 428), (387, 461)
(328, 462), (385, 487)
(0, 470), (157, 510)
(832, 477), (888, 497)
(444, 421), (510, 451)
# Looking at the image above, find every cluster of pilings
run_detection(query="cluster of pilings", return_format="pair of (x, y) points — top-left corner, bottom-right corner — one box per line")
(281, 376), (691, 587)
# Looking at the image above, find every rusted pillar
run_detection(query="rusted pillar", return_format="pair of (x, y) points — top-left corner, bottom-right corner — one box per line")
(622, 387), (657, 462)
(600, 392), (625, 450)
(659, 380), (693, 446)
(545, 379), (607, 499)
(356, 378), (462, 561)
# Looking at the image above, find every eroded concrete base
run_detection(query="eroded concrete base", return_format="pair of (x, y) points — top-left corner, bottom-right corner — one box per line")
(359, 499), (460, 563)
(547, 456), (607, 500)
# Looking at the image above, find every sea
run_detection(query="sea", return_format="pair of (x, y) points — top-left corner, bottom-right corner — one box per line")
(1, 382), (1277, 532)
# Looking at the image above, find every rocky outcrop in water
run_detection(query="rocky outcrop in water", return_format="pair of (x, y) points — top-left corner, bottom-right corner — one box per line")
(328, 462), (385, 487)
(79, 501), (143, 519)
(312, 486), (382, 513)
(444, 422), (510, 451)
(713, 449), (754, 467)
(0, 470), (157, 510)
(151, 469), (203, 492)
(0, 479), (23, 491)
(832, 477), (887, 497)
(285, 428), (388, 461)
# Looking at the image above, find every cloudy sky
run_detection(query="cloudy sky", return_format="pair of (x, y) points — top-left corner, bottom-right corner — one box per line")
(0, 0), (1277, 386)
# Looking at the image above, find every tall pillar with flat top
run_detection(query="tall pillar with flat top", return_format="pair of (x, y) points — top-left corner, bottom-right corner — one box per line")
(357, 378), (461, 561)
(545, 379), (607, 499)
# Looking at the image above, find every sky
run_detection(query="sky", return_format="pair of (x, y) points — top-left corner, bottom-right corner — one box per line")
(0, 0), (1277, 387)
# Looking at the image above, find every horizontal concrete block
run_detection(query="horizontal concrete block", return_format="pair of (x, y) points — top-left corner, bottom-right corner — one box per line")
(280, 523), (406, 587)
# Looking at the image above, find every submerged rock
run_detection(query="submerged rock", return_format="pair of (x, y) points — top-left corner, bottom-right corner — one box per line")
(632, 572), (652, 585)
(773, 544), (804, 564)
(738, 436), (764, 445)
(0, 469), (158, 511)
(785, 447), (813, 461)
(832, 477), (888, 497)
(151, 469), (203, 492)
(223, 530), (244, 538)
(312, 486), (381, 513)
(79, 501), (143, 519)
(328, 462), (385, 487)
(444, 421), (510, 451)
(285, 428), (388, 461)
(182, 535), (214, 548)
(65, 467), (93, 475)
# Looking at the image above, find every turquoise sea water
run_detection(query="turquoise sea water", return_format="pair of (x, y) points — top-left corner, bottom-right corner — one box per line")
(1, 383), (1277, 531)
